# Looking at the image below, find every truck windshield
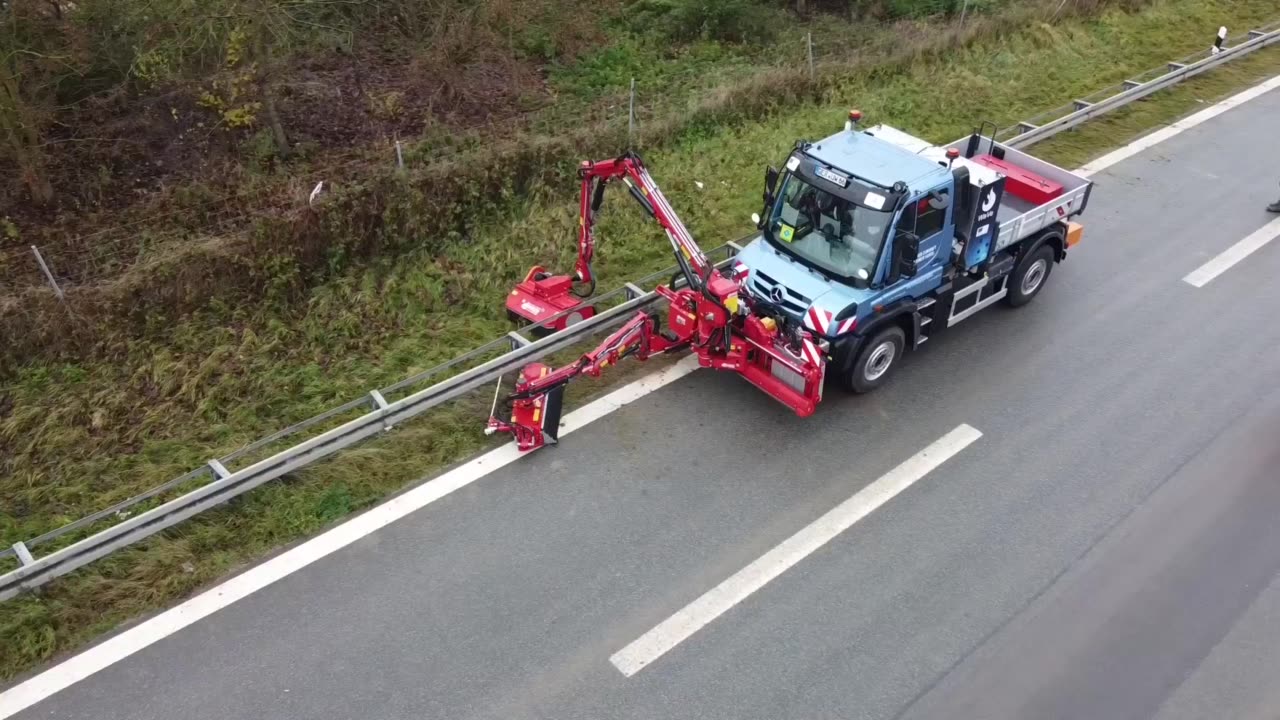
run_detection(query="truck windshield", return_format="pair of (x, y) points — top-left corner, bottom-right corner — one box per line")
(766, 174), (893, 284)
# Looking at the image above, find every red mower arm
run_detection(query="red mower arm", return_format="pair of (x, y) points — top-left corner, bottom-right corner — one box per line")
(485, 309), (687, 451)
(574, 152), (715, 295)
(507, 151), (723, 332)
(508, 312), (675, 399)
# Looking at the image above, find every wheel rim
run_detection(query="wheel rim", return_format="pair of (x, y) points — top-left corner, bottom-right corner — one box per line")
(1021, 259), (1048, 296)
(864, 341), (896, 382)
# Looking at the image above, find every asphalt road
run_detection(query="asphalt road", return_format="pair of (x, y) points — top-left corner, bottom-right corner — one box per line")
(8, 83), (1280, 720)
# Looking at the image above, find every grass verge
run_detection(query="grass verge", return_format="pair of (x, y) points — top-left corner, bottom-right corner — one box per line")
(3, 0), (1280, 682)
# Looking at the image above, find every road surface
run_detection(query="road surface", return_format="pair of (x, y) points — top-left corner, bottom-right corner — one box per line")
(6, 80), (1280, 720)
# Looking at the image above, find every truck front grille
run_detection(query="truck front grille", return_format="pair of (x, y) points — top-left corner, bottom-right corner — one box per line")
(751, 272), (809, 315)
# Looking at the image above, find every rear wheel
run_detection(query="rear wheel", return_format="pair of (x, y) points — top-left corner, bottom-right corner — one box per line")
(1005, 244), (1054, 307)
(842, 326), (905, 394)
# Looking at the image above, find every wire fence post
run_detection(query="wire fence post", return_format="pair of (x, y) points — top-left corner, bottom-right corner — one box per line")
(628, 77), (636, 149)
(395, 138), (405, 171)
(958, 0), (970, 32)
(30, 245), (65, 302)
(807, 32), (815, 79)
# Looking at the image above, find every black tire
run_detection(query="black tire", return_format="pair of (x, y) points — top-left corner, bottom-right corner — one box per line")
(842, 326), (906, 394)
(1005, 244), (1054, 308)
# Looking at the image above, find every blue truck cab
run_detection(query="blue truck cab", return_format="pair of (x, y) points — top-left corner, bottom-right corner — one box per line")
(736, 113), (1093, 393)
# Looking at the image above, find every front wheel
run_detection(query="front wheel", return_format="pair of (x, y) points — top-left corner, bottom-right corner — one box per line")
(1005, 244), (1055, 307)
(841, 326), (905, 394)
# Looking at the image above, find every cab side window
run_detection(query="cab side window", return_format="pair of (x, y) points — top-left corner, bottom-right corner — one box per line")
(915, 192), (948, 239)
(896, 200), (918, 238)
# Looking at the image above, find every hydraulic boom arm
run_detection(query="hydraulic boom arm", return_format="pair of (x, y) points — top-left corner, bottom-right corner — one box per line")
(505, 152), (719, 331)
(573, 152), (716, 295)
(485, 310), (687, 451)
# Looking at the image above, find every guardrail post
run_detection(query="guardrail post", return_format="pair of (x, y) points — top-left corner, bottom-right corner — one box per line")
(624, 283), (647, 300)
(1072, 99), (1093, 111)
(1167, 62), (1186, 72)
(208, 459), (232, 480)
(507, 332), (532, 350)
(12, 542), (35, 567)
(369, 390), (394, 431)
(1248, 29), (1265, 39)
(1122, 79), (1142, 89)
(1016, 122), (1038, 135)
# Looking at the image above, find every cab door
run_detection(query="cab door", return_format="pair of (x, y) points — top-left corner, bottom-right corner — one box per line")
(875, 184), (953, 303)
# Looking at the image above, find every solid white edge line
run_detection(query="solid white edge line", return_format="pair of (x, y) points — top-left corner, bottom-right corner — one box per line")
(6, 69), (1280, 718)
(608, 423), (983, 677)
(0, 355), (702, 720)
(1077, 73), (1280, 178)
(1182, 216), (1280, 288)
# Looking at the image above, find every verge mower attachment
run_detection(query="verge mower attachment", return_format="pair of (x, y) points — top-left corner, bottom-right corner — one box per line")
(489, 151), (827, 453)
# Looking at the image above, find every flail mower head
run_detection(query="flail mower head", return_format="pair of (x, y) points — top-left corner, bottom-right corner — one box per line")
(504, 266), (597, 335)
(485, 363), (569, 452)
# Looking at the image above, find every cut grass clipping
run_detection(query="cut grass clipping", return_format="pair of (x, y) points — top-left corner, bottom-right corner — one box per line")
(3, 0), (1280, 681)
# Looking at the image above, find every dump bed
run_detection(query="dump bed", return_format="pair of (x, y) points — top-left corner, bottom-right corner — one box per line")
(943, 135), (1092, 253)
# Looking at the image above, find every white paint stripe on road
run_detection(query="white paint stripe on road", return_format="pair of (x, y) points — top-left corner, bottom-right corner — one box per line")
(0, 355), (702, 720)
(608, 423), (983, 677)
(1182, 216), (1280, 288)
(1078, 73), (1280, 178)
(5, 66), (1279, 720)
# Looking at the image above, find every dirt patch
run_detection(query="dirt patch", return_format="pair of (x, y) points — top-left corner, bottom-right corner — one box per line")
(0, 13), (589, 270)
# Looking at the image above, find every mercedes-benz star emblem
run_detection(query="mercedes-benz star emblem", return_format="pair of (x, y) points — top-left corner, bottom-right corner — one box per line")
(769, 286), (786, 303)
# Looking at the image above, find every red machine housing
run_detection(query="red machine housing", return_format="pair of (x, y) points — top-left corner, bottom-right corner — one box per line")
(970, 154), (1064, 206)
(505, 266), (597, 332)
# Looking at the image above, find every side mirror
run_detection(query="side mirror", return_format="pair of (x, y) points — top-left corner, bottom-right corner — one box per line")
(897, 233), (919, 279)
(761, 166), (780, 229)
(927, 190), (950, 210)
(765, 166), (780, 197)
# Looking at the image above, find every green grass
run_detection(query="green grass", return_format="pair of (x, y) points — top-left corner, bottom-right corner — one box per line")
(3, 0), (1280, 681)
(1028, 43), (1280, 167)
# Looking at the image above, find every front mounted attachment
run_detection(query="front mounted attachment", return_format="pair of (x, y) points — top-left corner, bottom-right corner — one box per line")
(488, 282), (827, 454)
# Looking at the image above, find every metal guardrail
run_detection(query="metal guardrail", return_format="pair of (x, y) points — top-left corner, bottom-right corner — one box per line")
(0, 244), (744, 599)
(997, 19), (1280, 147)
(3, 20), (1279, 600)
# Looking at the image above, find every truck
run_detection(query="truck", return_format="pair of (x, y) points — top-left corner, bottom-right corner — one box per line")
(489, 111), (1092, 451)
(737, 112), (1092, 393)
